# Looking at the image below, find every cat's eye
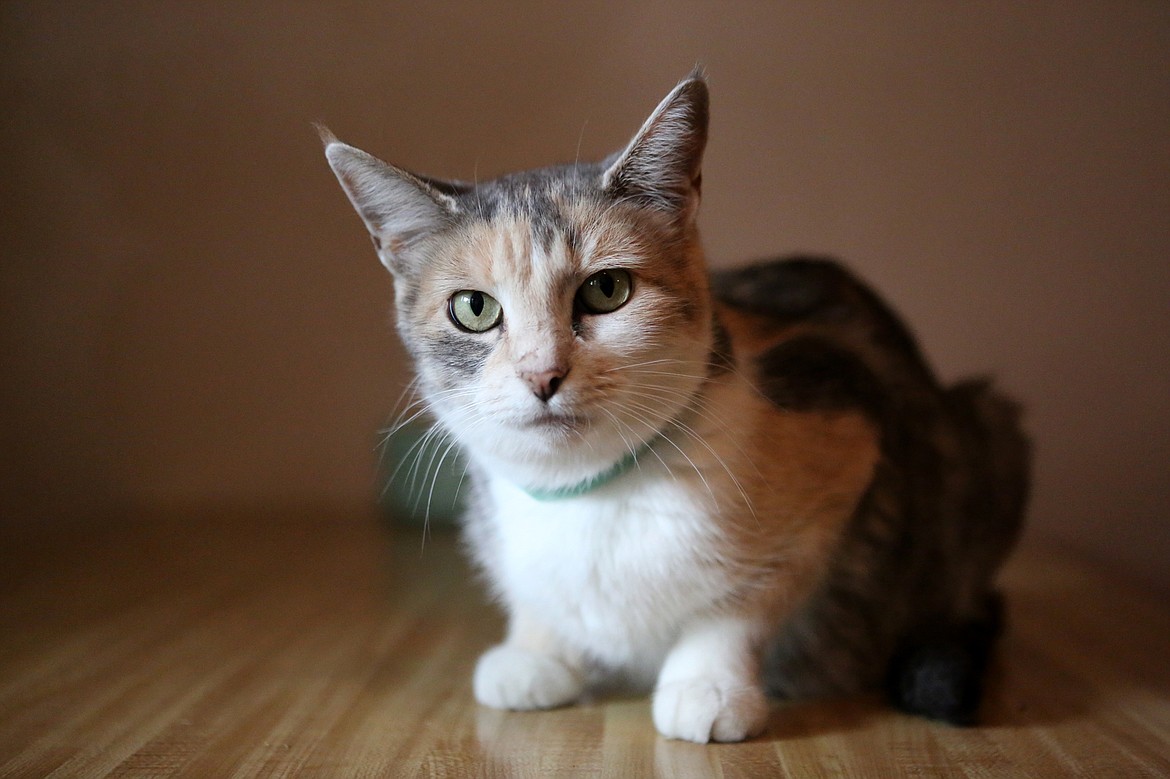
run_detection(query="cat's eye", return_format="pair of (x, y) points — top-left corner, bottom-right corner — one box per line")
(449, 290), (503, 332)
(577, 269), (633, 314)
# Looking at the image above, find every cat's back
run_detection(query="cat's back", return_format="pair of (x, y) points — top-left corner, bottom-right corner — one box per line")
(711, 256), (940, 419)
(719, 258), (1030, 708)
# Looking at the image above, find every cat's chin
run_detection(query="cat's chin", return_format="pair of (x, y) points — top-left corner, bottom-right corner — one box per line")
(518, 410), (587, 433)
(473, 413), (656, 487)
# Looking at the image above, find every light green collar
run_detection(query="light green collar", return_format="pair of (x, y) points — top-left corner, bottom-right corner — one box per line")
(522, 441), (654, 502)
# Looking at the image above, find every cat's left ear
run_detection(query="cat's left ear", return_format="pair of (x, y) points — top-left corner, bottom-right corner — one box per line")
(602, 70), (709, 226)
(319, 126), (460, 278)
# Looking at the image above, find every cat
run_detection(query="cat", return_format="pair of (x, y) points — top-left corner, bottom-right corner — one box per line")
(321, 70), (1030, 743)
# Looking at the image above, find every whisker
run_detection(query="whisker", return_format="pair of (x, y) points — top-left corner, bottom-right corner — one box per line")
(616, 395), (758, 520)
(599, 406), (679, 481)
(421, 433), (467, 551)
(381, 424), (440, 499)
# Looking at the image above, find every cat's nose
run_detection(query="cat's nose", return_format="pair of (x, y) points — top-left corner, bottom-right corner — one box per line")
(522, 368), (568, 403)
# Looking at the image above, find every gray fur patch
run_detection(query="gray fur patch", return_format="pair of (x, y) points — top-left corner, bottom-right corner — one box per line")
(422, 330), (494, 383)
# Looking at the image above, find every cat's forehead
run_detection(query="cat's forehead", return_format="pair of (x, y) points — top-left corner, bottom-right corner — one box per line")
(446, 173), (653, 284)
(459, 164), (601, 239)
(451, 210), (606, 294)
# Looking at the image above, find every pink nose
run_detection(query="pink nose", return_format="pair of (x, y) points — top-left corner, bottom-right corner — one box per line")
(522, 368), (567, 402)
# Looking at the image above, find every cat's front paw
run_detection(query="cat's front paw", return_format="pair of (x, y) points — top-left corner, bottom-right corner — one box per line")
(473, 644), (584, 710)
(652, 678), (769, 743)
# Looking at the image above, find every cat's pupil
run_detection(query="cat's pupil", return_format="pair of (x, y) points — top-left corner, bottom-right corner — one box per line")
(470, 291), (485, 316)
(598, 273), (615, 298)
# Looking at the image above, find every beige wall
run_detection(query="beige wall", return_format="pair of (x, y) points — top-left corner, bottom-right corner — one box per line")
(2, 3), (1167, 589)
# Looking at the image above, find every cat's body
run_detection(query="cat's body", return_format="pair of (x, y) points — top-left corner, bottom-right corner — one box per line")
(323, 72), (1028, 743)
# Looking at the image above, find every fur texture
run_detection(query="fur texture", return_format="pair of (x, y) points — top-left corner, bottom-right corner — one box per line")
(322, 72), (1029, 743)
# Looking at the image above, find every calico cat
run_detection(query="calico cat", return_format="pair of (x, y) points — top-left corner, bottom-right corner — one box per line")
(321, 71), (1029, 743)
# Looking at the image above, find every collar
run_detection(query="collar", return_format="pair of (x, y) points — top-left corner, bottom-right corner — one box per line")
(521, 439), (655, 502)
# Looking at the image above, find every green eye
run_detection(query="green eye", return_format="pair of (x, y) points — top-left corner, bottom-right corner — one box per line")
(577, 269), (632, 314)
(449, 290), (503, 332)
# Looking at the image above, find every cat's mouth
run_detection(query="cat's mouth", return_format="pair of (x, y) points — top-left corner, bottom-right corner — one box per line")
(519, 410), (586, 433)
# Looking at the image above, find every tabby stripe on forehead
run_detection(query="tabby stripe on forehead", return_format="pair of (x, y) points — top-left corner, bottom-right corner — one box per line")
(529, 206), (578, 255)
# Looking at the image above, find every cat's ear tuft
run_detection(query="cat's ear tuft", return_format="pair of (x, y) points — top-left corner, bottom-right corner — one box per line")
(602, 72), (709, 224)
(321, 132), (458, 276)
(314, 122), (340, 148)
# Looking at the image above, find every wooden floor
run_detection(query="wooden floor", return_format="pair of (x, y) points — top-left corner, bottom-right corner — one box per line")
(1, 510), (1168, 778)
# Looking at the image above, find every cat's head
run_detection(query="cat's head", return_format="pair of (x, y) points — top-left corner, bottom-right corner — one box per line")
(323, 73), (714, 492)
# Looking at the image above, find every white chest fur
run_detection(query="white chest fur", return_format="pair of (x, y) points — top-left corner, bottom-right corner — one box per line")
(485, 469), (734, 678)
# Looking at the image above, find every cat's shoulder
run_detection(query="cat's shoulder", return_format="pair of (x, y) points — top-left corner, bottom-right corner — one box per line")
(710, 256), (856, 324)
(711, 256), (934, 419)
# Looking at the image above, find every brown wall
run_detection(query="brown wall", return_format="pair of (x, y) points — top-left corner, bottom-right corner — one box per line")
(3, 3), (1168, 589)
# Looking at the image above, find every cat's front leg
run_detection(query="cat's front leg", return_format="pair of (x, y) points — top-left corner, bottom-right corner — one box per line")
(473, 610), (585, 711)
(652, 617), (769, 743)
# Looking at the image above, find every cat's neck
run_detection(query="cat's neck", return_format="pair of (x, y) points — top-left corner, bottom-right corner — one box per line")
(519, 434), (661, 501)
(474, 414), (680, 499)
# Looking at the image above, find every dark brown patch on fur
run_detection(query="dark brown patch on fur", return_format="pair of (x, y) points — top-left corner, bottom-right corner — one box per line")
(756, 336), (885, 417)
(713, 256), (932, 387)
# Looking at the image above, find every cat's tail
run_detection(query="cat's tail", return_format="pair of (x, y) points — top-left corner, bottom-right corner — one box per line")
(886, 379), (1031, 725)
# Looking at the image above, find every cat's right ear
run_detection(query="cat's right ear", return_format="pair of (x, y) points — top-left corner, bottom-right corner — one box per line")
(319, 127), (457, 277)
(601, 71), (709, 226)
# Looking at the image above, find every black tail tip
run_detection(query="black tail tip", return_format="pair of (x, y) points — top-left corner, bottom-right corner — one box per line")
(887, 595), (1004, 725)
(886, 638), (991, 725)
